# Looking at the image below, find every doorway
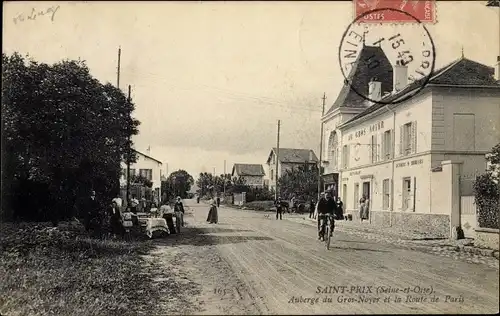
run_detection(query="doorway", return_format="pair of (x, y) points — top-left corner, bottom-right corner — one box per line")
(362, 181), (371, 215)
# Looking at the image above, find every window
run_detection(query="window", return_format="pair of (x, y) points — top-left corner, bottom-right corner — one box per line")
(402, 177), (411, 210)
(371, 135), (378, 163)
(400, 122), (417, 156)
(270, 169), (274, 181)
(382, 179), (390, 210)
(354, 183), (359, 208)
(139, 169), (153, 181)
(328, 132), (338, 169)
(382, 130), (393, 160)
(342, 145), (349, 169)
(130, 168), (136, 177)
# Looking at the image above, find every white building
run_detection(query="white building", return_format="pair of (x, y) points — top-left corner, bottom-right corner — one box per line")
(120, 149), (163, 202)
(322, 45), (500, 238)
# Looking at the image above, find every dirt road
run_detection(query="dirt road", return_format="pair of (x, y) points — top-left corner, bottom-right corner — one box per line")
(148, 199), (499, 315)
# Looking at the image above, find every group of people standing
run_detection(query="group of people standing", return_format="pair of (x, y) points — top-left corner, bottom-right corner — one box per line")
(80, 189), (189, 239)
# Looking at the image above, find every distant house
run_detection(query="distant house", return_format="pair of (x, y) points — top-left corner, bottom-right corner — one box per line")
(231, 163), (266, 187)
(120, 149), (163, 202)
(266, 148), (318, 190)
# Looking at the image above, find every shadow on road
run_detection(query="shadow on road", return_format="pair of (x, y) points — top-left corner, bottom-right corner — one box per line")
(199, 227), (253, 233)
(409, 237), (448, 241)
(153, 226), (273, 247)
(335, 239), (377, 244)
(329, 246), (392, 253)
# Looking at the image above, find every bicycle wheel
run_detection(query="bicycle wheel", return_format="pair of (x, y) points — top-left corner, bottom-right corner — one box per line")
(326, 223), (331, 250)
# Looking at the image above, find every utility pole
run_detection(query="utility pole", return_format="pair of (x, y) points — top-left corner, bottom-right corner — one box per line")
(318, 93), (326, 201)
(126, 85), (132, 204)
(223, 160), (226, 196)
(275, 120), (281, 200)
(117, 46), (121, 89)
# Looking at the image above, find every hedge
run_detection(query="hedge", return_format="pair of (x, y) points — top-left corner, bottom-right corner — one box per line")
(473, 173), (500, 230)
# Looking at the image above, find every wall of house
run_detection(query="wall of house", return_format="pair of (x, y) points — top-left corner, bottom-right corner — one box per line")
(243, 175), (265, 187)
(431, 87), (500, 154)
(322, 108), (365, 174)
(338, 92), (435, 224)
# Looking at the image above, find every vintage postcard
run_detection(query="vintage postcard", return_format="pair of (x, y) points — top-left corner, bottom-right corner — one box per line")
(2, 1), (499, 315)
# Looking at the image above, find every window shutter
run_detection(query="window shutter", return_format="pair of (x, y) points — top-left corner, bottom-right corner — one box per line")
(390, 129), (394, 159)
(411, 121), (417, 154)
(399, 126), (404, 156)
(381, 132), (386, 160)
(346, 145), (350, 168)
(370, 136), (374, 163)
(376, 134), (380, 162)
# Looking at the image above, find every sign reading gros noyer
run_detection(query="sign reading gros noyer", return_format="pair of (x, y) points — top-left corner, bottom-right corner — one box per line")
(348, 120), (385, 141)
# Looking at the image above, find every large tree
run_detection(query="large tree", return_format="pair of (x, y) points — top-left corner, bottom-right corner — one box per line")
(277, 164), (320, 200)
(1, 53), (139, 222)
(162, 169), (194, 199)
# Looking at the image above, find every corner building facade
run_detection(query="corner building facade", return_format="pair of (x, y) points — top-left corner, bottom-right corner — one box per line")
(322, 45), (500, 238)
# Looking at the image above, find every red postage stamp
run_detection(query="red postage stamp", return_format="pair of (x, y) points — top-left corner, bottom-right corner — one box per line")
(353, 0), (436, 23)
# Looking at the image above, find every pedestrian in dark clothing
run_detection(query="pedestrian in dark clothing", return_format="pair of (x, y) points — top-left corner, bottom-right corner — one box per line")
(336, 197), (344, 220)
(275, 198), (284, 220)
(309, 199), (315, 218)
(84, 190), (102, 238)
(174, 196), (185, 227)
(317, 192), (337, 240)
(216, 196), (221, 208)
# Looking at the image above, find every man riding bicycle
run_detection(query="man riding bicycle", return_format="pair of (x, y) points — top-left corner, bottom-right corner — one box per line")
(317, 191), (337, 241)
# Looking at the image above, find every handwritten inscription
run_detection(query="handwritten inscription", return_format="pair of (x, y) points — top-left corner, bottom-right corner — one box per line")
(396, 159), (423, 168)
(13, 5), (60, 24)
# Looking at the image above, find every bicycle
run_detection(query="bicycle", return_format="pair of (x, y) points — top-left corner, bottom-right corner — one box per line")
(323, 214), (335, 250)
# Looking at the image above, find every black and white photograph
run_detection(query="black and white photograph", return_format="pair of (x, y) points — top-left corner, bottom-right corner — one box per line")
(1, 1), (499, 315)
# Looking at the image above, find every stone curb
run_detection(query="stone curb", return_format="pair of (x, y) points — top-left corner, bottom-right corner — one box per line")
(291, 216), (499, 259)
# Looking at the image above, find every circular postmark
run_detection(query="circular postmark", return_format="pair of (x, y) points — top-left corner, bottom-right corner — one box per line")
(338, 8), (436, 105)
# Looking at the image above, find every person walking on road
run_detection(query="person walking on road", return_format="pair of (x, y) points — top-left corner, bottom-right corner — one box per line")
(207, 199), (218, 224)
(309, 199), (315, 218)
(275, 197), (284, 220)
(216, 196), (221, 208)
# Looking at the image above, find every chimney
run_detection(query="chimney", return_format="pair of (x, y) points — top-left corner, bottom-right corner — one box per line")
(495, 56), (500, 81)
(393, 60), (408, 92)
(368, 77), (382, 102)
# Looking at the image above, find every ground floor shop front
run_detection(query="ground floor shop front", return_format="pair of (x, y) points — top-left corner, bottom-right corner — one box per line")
(337, 153), (478, 238)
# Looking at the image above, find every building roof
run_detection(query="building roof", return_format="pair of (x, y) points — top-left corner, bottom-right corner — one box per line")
(232, 164), (265, 176)
(133, 149), (163, 164)
(341, 57), (500, 128)
(324, 45), (393, 116)
(266, 148), (318, 164)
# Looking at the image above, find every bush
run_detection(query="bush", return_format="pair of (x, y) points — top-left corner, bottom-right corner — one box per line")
(473, 173), (499, 230)
(245, 201), (275, 211)
(245, 187), (274, 203)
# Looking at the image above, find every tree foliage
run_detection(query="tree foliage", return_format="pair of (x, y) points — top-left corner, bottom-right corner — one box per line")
(473, 143), (500, 229)
(195, 172), (250, 197)
(277, 164), (320, 201)
(161, 169), (194, 200)
(1, 52), (140, 222)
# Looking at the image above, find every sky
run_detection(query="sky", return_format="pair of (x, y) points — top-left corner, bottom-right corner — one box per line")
(3, 1), (499, 179)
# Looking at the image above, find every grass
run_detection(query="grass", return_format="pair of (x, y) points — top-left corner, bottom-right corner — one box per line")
(0, 221), (167, 316)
